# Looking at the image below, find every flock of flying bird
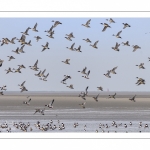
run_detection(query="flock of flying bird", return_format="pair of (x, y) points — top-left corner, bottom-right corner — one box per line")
(0, 18), (148, 114)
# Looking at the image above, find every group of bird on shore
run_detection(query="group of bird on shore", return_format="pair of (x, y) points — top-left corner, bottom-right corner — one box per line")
(0, 120), (148, 133)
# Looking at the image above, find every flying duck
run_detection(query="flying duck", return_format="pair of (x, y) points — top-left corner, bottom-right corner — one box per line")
(79, 102), (86, 108)
(97, 86), (103, 91)
(90, 40), (99, 49)
(106, 18), (115, 24)
(5, 67), (13, 74)
(78, 92), (86, 100)
(129, 95), (136, 102)
(12, 47), (20, 54)
(19, 45), (25, 53)
(39, 73), (49, 81)
(46, 31), (54, 39)
(66, 32), (75, 38)
(23, 98), (31, 105)
(65, 36), (72, 41)
(122, 41), (130, 46)
(34, 36), (42, 42)
(62, 59), (70, 65)
(18, 81), (26, 89)
(26, 40), (32, 46)
(74, 45), (82, 52)
(41, 42), (50, 52)
(7, 56), (15, 61)
(78, 67), (87, 75)
(82, 19), (91, 28)
(123, 23), (131, 29)
(112, 42), (120, 51)
(45, 99), (55, 108)
(9, 37), (16, 44)
(100, 23), (111, 32)
(20, 86), (28, 92)
(136, 63), (145, 69)
(13, 67), (21, 73)
(132, 45), (141, 52)
(93, 93), (100, 102)
(66, 84), (74, 89)
(110, 66), (118, 74)
(0, 85), (7, 91)
(112, 30), (122, 38)
(108, 93), (116, 99)
(82, 70), (90, 79)
(1, 38), (10, 46)
(18, 64), (26, 69)
(83, 38), (91, 43)
(44, 25), (54, 34)
(66, 43), (75, 51)
(52, 20), (62, 28)
(29, 60), (39, 71)
(104, 70), (111, 78)
(21, 27), (31, 35)
(32, 23), (38, 32)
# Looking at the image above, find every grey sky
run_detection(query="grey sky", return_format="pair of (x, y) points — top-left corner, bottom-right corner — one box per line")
(0, 18), (150, 91)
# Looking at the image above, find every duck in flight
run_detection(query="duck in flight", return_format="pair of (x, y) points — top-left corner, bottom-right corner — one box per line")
(32, 23), (38, 32)
(132, 45), (141, 52)
(79, 102), (86, 109)
(23, 98), (31, 105)
(100, 23), (111, 32)
(34, 36), (42, 42)
(5, 67), (13, 74)
(90, 40), (99, 49)
(112, 30), (122, 38)
(104, 70), (111, 78)
(129, 95), (136, 102)
(62, 59), (70, 65)
(136, 63), (145, 69)
(123, 23), (131, 29)
(82, 19), (91, 28)
(21, 27), (31, 35)
(45, 99), (54, 108)
(82, 70), (90, 79)
(112, 42), (120, 51)
(106, 18), (115, 24)
(41, 42), (50, 52)
(108, 93), (116, 99)
(122, 41), (130, 46)
(97, 86), (103, 91)
(93, 93), (100, 102)
(83, 38), (91, 43)
(66, 84), (74, 89)
(66, 43), (75, 51)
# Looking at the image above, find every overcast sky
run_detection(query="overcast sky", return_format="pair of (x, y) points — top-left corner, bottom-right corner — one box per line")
(0, 18), (150, 91)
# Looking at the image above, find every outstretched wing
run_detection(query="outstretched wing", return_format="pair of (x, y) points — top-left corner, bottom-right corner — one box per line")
(117, 30), (122, 36)
(86, 19), (91, 25)
(21, 81), (26, 86)
(51, 99), (55, 106)
(102, 26), (107, 32)
(112, 66), (118, 71)
(34, 60), (38, 66)
(94, 40), (99, 46)
(34, 23), (37, 29)
(96, 93), (100, 99)
(28, 98), (31, 102)
(71, 43), (75, 49)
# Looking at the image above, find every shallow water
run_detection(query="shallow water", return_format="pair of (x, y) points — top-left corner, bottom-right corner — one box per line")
(0, 95), (150, 132)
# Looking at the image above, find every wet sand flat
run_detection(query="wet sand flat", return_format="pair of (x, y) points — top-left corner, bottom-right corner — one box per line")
(0, 94), (149, 132)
